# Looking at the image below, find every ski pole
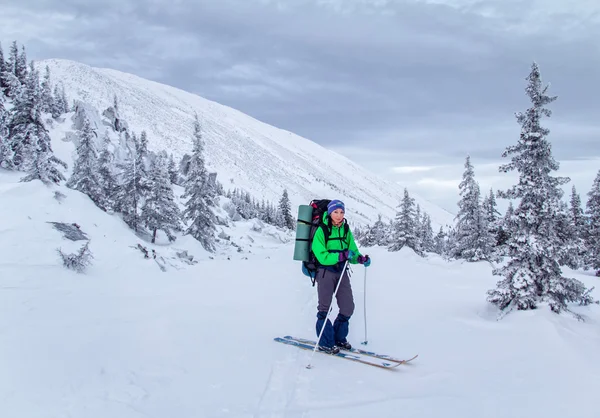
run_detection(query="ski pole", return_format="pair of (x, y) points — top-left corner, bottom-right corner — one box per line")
(306, 259), (349, 369)
(361, 267), (368, 345)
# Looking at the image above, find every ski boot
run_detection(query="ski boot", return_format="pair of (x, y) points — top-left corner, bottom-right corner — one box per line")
(318, 345), (340, 355)
(336, 341), (352, 350)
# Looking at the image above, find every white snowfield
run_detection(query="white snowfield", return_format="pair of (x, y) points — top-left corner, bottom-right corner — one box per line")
(1, 170), (599, 418)
(34, 58), (454, 228)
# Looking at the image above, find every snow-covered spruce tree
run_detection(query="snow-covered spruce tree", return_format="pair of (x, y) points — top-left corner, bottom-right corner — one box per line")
(360, 214), (389, 247)
(414, 204), (422, 245)
(555, 199), (583, 269)
(487, 62), (596, 317)
(66, 116), (103, 202)
(96, 131), (117, 211)
(3, 41), (21, 99)
(278, 189), (294, 230)
(567, 185), (587, 267)
(168, 153), (178, 185)
(0, 42), (8, 96)
(114, 132), (150, 232)
(570, 186), (585, 240)
(15, 44), (28, 85)
(263, 201), (277, 225)
(388, 188), (423, 255)
(433, 226), (447, 256)
(141, 152), (182, 243)
(585, 170), (600, 275)
(0, 95), (8, 167)
(50, 84), (63, 118)
(496, 202), (514, 253)
(421, 213), (435, 253)
(10, 64), (67, 184)
(451, 155), (494, 261)
(369, 214), (390, 246)
(482, 188), (501, 246)
(4, 42), (17, 80)
(182, 114), (217, 252)
(359, 221), (376, 247)
(40, 65), (55, 115)
(52, 83), (68, 115)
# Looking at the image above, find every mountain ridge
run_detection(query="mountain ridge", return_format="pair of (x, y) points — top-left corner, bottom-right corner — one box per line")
(35, 58), (454, 227)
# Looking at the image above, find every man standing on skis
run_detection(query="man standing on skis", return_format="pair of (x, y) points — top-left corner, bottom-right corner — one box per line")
(311, 199), (371, 354)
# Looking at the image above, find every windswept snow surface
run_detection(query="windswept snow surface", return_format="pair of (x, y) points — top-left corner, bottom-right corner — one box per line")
(35, 58), (454, 228)
(1, 171), (599, 418)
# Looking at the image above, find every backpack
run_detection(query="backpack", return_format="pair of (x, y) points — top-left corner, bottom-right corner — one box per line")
(301, 199), (349, 286)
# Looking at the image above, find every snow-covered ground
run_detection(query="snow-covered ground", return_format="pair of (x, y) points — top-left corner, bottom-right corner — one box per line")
(1, 170), (599, 418)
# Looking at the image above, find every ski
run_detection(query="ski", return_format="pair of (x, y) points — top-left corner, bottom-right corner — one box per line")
(283, 335), (418, 365)
(274, 337), (400, 370)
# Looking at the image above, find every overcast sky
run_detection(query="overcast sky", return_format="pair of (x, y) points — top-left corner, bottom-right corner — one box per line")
(2, 0), (599, 213)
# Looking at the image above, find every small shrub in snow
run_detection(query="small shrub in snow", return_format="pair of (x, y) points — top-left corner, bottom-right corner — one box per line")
(176, 250), (198, 265)
(58, 241), (93, 273)
(53, 191), (66, 203)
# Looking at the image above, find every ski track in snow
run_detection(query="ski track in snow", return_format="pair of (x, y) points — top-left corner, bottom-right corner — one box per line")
(253, 277), (319, 418)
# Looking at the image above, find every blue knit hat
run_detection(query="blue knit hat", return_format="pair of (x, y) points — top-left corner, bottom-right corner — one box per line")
(327, 199), (345, 215)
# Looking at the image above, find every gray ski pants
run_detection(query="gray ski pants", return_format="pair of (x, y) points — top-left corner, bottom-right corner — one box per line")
(316, 268), (355, 317)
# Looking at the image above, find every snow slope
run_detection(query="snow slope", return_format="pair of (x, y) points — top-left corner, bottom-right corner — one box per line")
(35, 58), (454, 228)
(1, 170), (599, 418)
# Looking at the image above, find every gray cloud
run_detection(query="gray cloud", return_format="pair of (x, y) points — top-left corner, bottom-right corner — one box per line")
(1, 0), (599, 211)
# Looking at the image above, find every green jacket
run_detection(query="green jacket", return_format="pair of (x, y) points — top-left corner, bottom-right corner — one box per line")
(311, 214), (361, 267)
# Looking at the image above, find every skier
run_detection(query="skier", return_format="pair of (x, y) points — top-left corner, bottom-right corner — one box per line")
(311, 199), (371, 354)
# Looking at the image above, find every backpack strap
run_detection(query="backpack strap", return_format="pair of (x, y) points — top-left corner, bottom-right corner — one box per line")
(320, 222), (331, 246)
(321, 219), (349, 248)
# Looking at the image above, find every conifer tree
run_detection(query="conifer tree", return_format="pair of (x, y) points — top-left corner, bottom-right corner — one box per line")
(96, 131), (117, 211)
(9, 64), (66, 183)
(278, 189), (294, 230)
(372, 214), (390, 246)
(265, 202), (276, 225)
(555, 199), (581, 269)
(570, 186), (586, 244)
(570, 186), (587, 266)
(451, 156), (494, 261)
(389, 188), (422, 255)
(0, 96), (8, 167)
(141, 152), (182, 243)
(168, 153), (178, 184)
(433, 226), (447, 255)
(487, 62), (595, 317)
(585, 170), (600, 275)
(359, 222), (376, 247)
(6, 41), (18, 78)
(421, 213), (435, 252)
(496, 202), (514, 252)
(414, 204), (425, 248)
(40, 65), (55, 114)
(15, 45), (28, 84)
(0, 42), (8, 96)
(182, 114), (216, 252)
(52, 83), (68, 115)
(482, 188), (501, 245)
(66, 116), (102, 202)
(50, 84), (63, 118)
(115, 132), (150, 231)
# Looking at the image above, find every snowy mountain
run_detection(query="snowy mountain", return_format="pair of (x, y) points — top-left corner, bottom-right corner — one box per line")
(35, 58), (454, 228)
